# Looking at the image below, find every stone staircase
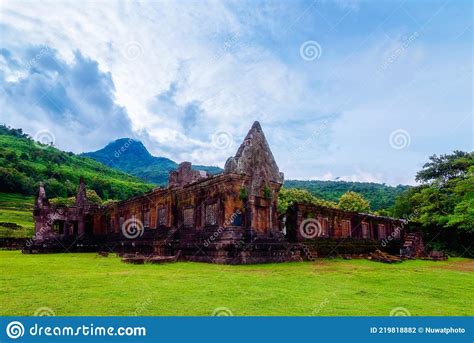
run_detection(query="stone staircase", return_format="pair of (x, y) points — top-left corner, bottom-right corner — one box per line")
(301, 244), (317, 261)
(402, 232), (424, 258)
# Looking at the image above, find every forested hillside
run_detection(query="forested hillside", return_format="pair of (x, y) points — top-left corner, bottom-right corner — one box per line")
(0, 125), (153, 201)
(284, 180), (410, 211)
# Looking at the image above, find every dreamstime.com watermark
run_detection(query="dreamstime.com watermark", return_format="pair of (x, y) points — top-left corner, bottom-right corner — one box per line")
(33, 129), (55, 149)
(209, 31), (243, 63)
(211, 130), (233, 150)
(380, 227), (402, 247)
(24, 46), (50, 71)
(390, 307), (411, 316)
(25, 212), (63, 247)
(5, 321), (146, 339)
(311, 290), (337, 316)
(114, 138), (135, 158)
(33, 307), (55, 316)
(122, 217), (145, 239)
(295, 119), (329, 153)
(300, 40), (322, 61)
(133, 298), (153, 316)
(381, 209), (419, 247)
(203, 209), (242, 247)
(379, 31), (419, 71)
(212, 307), (234, 316)
(299, 218), (322, 239)
(312, 298), (330, 315)
(389, 129), (411, 150)
(122, 41), (143, 61)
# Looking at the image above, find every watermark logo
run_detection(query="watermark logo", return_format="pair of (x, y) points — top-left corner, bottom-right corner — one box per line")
(114, 138), (134, 158)
(390, 307), (411, 316)
(133, 298), (153, 316)
(122, 218), (144, 239)
(203, 209), (241, 247)
(211, 130), (233, 150)
(209, 31), (242, 63)
(389, 129), (411, 150)
(380, 31), (419, 71)
(6, 321), (24, 339)
(312, 298), (330, 315)
(381, 227), (402, 247)
(26, 212), (63, 247)
(294, 119), (329, 153)
(299, 218), (322, 239)
(300, 40), (322, 61)
(122, 41), (143, 61)
(24, 46), (50, 72)
(33, 129), (55, 149)
(212, 307), (233, 316)
(34, 306), (55, 316)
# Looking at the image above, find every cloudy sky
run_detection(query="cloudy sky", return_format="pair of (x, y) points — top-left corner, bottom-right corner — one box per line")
(0, 0), (472, 185)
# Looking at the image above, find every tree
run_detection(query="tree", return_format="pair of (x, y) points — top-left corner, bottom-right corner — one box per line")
(0, 126), (154, 199)
(85, 189), (103, 205)
(392, 151), (474, 255)
(49, 189), (104, 206)
(49, 197), (76, 206)
(416, 150), (472, 184)
(338, 191), (371, 213)
(278, 188), (337, 213)
(102, 199), (118, 207)
(411, 152), (474, 232)
(445, 167), (474, 231)
(392, 186), (423, 219)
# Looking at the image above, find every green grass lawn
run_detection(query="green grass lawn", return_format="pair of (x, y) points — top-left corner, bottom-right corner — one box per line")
(0, 193), (34, 238)
(0, 250), (472, 316)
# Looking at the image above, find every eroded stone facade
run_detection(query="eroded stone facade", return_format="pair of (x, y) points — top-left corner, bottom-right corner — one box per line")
(29, 121), (405, 263)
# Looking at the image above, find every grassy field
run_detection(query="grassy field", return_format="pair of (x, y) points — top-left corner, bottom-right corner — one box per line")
(0, 193), (34, 238)
(0, 250), (472, 316)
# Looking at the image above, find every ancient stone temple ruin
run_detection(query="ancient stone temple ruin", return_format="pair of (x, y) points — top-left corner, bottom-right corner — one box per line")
(29, 121), (406, 264)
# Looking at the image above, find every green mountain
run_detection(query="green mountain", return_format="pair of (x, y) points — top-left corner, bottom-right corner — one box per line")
(0, 125), (153, 201)
(82, 138), (223, 185)
(284, 180), (410, 211)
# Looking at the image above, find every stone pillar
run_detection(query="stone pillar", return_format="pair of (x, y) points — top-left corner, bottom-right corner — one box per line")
(248, 198), (255, 229)
(78, 220), (85, 238)
(64, 221), (70, 237)
(269, 204), (273, 233)
(34, 218), (45, 240)
(296, 208), (304, 241)
(35, 212), (56, 241)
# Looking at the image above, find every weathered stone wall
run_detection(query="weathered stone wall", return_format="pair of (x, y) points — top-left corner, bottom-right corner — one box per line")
(29, 121), (406, 264)
(286, 203), (404, 243)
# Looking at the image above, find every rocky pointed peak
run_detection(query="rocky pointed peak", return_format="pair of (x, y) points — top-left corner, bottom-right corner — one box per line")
(224, 121), (284, 185)
(251, 120), (262, 131)
(234, 121), (265, 159)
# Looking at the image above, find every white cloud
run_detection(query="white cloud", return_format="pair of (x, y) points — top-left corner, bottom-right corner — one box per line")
(0, 0), (471, 184)
(309, 169), (384, 183)
(0, 0), (327, 166)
